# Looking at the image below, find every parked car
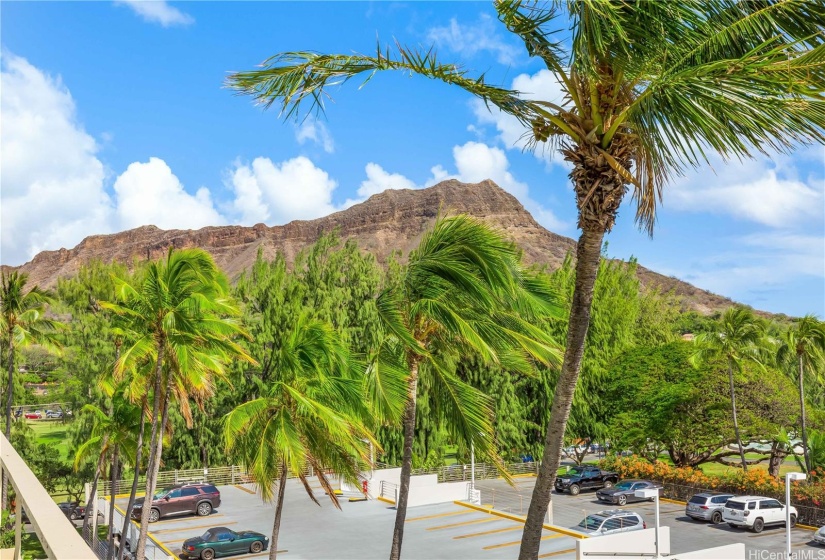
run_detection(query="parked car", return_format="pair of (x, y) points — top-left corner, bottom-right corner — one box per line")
(685, 492), (735, 524)
(131, 483), (221, 523)
(46, 411), (63, 419)
(814, 525), (825, 545)
(573, 510), (646, 536)
(24, 412), (41, 420)
(554, 465), (619, 495)
(722, 495), (797, 533)
(180, 527), (269, 559)
(596, 479), (663, 506)
(56, 501), (85, 520)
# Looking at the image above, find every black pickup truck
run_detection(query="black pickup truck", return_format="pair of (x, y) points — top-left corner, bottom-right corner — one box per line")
(554, 465), (619, 495)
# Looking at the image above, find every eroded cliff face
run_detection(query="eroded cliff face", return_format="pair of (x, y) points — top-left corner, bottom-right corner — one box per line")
(1, 179), (737, 314)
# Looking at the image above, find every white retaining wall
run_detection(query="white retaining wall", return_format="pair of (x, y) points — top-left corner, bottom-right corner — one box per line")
(363, 468), (470, 506)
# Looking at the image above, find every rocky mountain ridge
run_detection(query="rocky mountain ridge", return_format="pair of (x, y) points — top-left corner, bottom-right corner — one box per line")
(1, 179), (739, 315)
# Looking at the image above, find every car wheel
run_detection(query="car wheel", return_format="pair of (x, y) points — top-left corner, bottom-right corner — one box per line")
(250, 541), (264, 553)
(197, 502), (212, 517)
(618, 495), (627, 506)
(69, 511), (78, 520)
(789, 514), (797, 528)
(603, 480), (614, 489)
(148, 508), (160, 523)
(711, 511), (723, 524)
(569, 484), (580, 496)
(752, 518), (764, 533)
(201, 548), (215, 560)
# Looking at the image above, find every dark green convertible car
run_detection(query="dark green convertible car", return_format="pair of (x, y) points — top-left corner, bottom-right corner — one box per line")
(180, 527), (269, 559)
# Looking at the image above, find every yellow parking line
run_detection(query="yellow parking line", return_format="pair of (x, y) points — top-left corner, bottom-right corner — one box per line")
(427, 517), (499, 531)
(234, 485), (256, 495)
(483, 533), (561, 550)
(453, 525), (522, 539)
(538, 548), (576, 558)
(152, 520), (235, 534)
(406, 507), (490, 522)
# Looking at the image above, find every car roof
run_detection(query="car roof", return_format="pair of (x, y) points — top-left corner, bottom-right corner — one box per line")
(728, 495), (770, 501)
(694, 492), (733, 498)
(595, 509), (640, 517)
(206, 527), (233, 534)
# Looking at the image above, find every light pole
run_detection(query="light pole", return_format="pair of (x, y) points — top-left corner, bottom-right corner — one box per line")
(786, 472), (806, 560)
(635, 488), (660, 559)
(470, 439), (475, 492)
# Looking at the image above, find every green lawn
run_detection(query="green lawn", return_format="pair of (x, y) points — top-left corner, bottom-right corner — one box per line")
(28, 420), (72, 461)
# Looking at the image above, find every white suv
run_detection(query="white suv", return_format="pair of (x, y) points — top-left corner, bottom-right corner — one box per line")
(573, 510), (646, 536)
(722, 496), (797, 533)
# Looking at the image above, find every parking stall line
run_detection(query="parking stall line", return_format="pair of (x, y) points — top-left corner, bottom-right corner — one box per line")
(453, 525), (523, 539)
(538, 547), (576, 558)
(234, 484), (256, 495)
(482, 533), (562, 550)
(407, 508), (489, 522)
(426, 517), (499, 531)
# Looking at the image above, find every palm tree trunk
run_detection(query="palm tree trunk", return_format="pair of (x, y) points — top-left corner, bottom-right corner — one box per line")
(728, 361), (748, 472)
(106, 446), (119, 560)
(389, 360), (419, 560)
(135, 346), (165, 560)
(83, 450), (107, 543)
(799, 354), (811, 472)
(268, 462), (288, 560)
(2, 338), (14, 511)
(518, 227), (604, 560)
(119, 407), (146, 560)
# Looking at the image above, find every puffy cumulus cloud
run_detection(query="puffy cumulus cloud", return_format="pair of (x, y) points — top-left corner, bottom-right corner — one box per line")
(226, 156), (337, 225)
(357, 163), (417, 198)
(295, 117), (334, 153)
(667, 152), (824, 228)
(0, 52), (113, 265)
(470, 69), (568, 167)
(115, 0), (194, 27)
(113, 158), (224, 230)
(427, 14), (519, 65)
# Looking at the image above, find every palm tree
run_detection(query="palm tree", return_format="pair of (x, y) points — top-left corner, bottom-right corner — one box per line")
(777, 315), (825, 472)
(73, 397), (140, 550)
(224, 315), (375, 560)
(693, 307), (768, 472)
(224, 3), (825, 556)
(0, 271), (61, 510)
(365, 215), (559, 560)
(100, 248), (254, 559)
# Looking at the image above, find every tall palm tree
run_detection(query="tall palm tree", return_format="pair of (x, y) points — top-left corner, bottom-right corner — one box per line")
(365, 215), (560, 560)
(777, 315), (825, 472)
(224, 2), (825, 557)
(0, 271), (61, 510)
(73, 397), (140, 550)
(225, 315), (375, 560)
(693, 307), (768, 472)
(100, 248), (254, 559)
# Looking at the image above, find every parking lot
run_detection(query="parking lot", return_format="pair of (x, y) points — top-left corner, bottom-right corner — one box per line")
(105, 475), (823, 559)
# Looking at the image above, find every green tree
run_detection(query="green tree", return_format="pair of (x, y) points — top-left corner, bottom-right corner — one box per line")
(224, 315), (374, 560)
(693, 307), (769, 471)
(366, 215), (559, 560)
(224, 2), (825, 553)
(777, 315), (825, 472)
(101, 248), (254, 559)
(0, 271), (61, 510)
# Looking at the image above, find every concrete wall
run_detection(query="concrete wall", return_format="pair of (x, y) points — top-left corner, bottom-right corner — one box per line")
(576, 527), (671, 558)
(359, 468), (469, 506)
(670, 544), (746, 559)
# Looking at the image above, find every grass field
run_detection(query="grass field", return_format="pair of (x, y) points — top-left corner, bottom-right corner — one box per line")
(27, 420), (72, 460)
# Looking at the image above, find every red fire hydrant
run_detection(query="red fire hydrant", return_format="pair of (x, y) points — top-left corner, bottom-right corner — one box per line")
(362, 480), (369, 496)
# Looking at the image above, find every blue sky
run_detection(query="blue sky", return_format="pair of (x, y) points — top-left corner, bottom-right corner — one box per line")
(1, 1), (823, 317)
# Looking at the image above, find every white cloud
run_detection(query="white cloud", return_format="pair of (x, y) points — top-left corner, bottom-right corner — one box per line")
(357, 163), (417, 198)
(226, 156), (337, 225)
(295, 118), (334, 153)
(427, 14), (519, 65)
(114, 158), (224, 230)
(115, 0), (193, 27)
(0, 52), (113, 264)
(470, 69), (568, 167)
(668, 153), (824, 228)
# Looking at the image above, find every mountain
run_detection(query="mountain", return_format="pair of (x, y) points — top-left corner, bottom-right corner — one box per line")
(1, 179), (739, 315)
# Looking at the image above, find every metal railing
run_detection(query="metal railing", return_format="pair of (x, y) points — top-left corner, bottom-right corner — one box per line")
(0, 431), (95, 559)
(379, 481), (399, 503)
(100, 465), (249, 495)
(409, 460), (539, 483)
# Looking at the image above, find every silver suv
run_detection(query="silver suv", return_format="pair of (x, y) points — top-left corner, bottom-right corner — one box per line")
(686, 492), (735, 524)
(573, 510), (646, 536)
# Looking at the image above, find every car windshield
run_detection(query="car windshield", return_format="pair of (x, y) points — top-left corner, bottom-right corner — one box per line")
(201, 531), (213, 540)
(568, 467), (585, 475)
(615, 482), (633, 490)
(577, 516), (604, 531)
(727, 501), (745, 510)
